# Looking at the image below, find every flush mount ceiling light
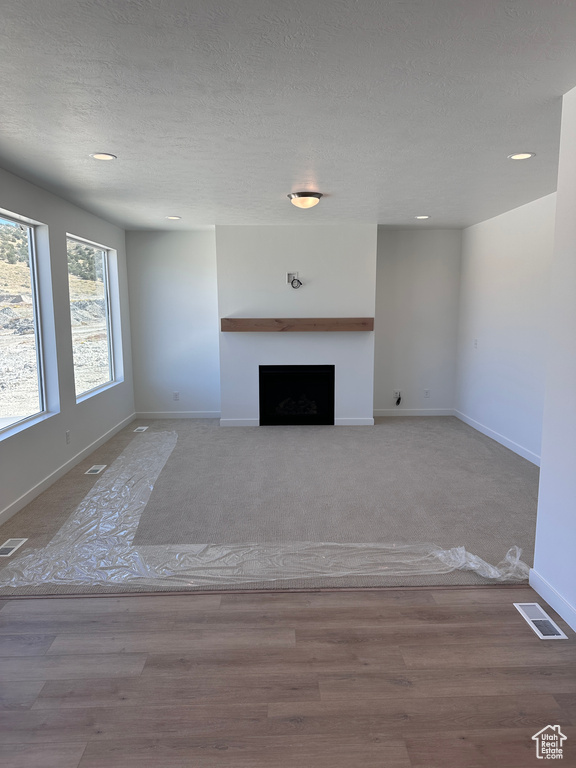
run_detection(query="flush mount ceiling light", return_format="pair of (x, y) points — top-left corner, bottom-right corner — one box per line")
(415, 215), (430, 220)
(89, 152), (117, 161)
(165, 216), (181, 220)
(507, 152), (536, 160)
(288, 192), (323, 209)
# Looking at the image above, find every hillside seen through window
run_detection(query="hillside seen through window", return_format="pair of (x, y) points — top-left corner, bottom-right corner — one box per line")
(0, 216), (43, 431)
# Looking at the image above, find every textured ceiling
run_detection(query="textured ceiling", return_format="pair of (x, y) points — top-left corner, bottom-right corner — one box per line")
(1, 0), (576, 229)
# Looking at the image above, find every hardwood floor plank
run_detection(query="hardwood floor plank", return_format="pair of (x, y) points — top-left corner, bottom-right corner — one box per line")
(171, 610), (431, 630)
(555, 693), (576, 721)
(0, 654), (147, 681)
(306, 589), (435, 606)
(141, 644), (406, 677)
(219, 589), (435, 610)
(0, 634), (55, 656)
(0, 613), (180, 636)
(0, 742), (87, 768)
(33, 673), (321, 709)
(269, 694), (567, 735)
(0, 594), (222, 615)
(77, 735), (410, 768)
(0, 600), (532, 636)
(218, 593), (320, 609)
(404, 726), (576, 767)
(0, 704), (269, 744)
(47, 628), (295, 655)
(401, 640), (576, 669)
(429, 587), (538, 605)
(319, 665), (576, 700)
(296, 621), (538, 647)
(0, 682), (45, 711)
(0, 607), (448, 635)
(176, 603), (528, 628)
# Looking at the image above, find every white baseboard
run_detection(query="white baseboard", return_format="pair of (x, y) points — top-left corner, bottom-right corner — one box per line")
(374, 409), (455, 417)
(529, 568), (576, 633)
(335, 418), (374, 426)
(454, 410), (540, 466)
(135, 411), (220, 419)
(220, 418), (259, 427)
(0, 412), (136, 526)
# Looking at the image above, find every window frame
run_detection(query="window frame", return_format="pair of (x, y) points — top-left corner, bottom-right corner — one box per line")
(66, 234), (116, 401)
(0, 212), (46, 433)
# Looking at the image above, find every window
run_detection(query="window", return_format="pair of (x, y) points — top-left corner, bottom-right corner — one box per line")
(0, 215), (44, 431)
(67, 237), (114, 398)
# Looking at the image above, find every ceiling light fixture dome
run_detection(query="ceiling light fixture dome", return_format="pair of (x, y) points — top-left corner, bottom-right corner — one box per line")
(89, 152), (117, 161)
(507, 152), (536, 160)
(288, 192), (323, 209)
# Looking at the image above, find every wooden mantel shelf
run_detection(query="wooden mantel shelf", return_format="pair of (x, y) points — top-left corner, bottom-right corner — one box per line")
(221, 317), (374, 333)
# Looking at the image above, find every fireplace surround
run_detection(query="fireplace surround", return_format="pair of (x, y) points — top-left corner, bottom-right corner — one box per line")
(215, 223), (377, 426)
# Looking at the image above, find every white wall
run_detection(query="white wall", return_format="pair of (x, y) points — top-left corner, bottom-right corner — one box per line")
(455, 194), (556, 464)
(126, 230), (220, 417)
(0, 167), (134, 522)
(531, 87), (576, 632)
(374, 229), (461, 415)
(216, 224), (377, 425)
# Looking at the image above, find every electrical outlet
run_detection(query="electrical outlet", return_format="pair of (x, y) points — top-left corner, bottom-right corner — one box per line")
(393, 390), (401, 399)
(173, 391), (180, 401)
(424, 389), (430, 398)
(287, 272), (298, 284)
(65, 430), (71, 445)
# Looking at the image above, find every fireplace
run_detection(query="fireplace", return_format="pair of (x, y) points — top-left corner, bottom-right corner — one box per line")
(259, 365), (335, 426)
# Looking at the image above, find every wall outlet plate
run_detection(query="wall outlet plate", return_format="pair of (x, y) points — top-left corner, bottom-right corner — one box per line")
(287, 272), (298, 284)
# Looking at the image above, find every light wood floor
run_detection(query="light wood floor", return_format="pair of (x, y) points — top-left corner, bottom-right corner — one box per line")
(0, 586), (574, 767)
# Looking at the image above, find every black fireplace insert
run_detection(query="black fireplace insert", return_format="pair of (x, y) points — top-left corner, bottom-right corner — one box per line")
(259, 365), (335, 426)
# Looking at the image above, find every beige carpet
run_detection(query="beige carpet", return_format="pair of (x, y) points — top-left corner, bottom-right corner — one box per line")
(134, 417), (538, 565)
(0, 417), (539, 595)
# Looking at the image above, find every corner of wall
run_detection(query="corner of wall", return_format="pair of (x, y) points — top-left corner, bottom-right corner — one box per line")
(530, 568), (576, 633)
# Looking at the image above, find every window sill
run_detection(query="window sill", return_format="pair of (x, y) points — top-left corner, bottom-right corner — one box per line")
(0, 409), (57, 442)
(75, 378), (124, 404)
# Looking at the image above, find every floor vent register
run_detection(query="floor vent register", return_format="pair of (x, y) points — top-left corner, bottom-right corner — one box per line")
(0, 538), (28, 557)
(85, 465), (107, 475)
(514, 602), (568, 639)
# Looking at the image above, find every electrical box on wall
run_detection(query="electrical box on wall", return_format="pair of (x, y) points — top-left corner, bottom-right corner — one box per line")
(287, 272), (298, 284)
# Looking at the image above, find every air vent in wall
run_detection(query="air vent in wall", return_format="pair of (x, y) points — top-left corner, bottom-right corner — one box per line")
(85, 465), (107, 475)
(0, 538), (28, 557)
(514, 603), (568, 639)
(134, 426), (149, 432)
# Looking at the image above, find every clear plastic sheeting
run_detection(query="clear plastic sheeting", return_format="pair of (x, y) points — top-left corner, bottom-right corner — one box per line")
(0, 431), (530, 589)
(0, 431), (178, 589)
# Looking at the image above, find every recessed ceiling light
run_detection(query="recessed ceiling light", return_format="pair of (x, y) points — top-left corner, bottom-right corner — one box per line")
(507, 152), (536, 160)
(415, 215), (430, 220)
(89, 152), (117, 161)
(288, 192), (323, 209)
(165, 216), (182, 220)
